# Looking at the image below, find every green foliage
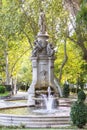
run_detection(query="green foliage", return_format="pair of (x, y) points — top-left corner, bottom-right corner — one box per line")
(4, 85), (11, 91)
(70, 90), (87, 128)
(70, 87), (80, 94)
(54, 41), (87, 84)
(78, 90), (86, 101)
(0, 41), (6, 74)
(75, 0), (87, 62)
(0, 0), (87, 86)
(18, 83), (29, 91)
(19, 123), (25, 128)
(0, 1), (22, 39)
(0, 91), (10, 96)
(62, 83), (70, 98)
(77, 63), (87, 89)
(17, 57), (32, 87)
(0, 85), (6, 93)
(77, 0), (87, 24)
(70, 87), (76, 93)
(70, 101), (87, 128)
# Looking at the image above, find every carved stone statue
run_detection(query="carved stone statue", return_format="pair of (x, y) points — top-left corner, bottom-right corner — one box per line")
(32, 39), (48, 56)
(32, 40), (43, 56)
(47, 43), (55, 57)
(38, 9), (46, 34)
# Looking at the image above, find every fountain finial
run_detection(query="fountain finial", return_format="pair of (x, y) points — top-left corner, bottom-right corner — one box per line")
(38, 9), (46, 34)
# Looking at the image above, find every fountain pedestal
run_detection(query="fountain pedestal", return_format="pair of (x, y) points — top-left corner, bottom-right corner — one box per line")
(28, 33), (59, 106)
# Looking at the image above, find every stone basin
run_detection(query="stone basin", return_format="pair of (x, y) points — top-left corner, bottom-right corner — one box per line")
(0, 99), (71, 128)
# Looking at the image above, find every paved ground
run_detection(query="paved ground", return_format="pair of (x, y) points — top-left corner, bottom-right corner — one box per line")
(12, 91), (28, 99)
(0, 91), (28, 109)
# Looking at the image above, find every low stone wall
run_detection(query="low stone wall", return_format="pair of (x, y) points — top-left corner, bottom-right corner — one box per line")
(0, 113), (70, 128)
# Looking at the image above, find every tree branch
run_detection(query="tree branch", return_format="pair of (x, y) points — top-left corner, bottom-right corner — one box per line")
(58, 37), (68, 82)
(22, 30), (33, 49)
(10, 48), (30, 76)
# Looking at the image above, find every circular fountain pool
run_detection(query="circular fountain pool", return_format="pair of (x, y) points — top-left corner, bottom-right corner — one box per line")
(0, 99), (71, 128)
(33, 107), (70, 115)
(0, 86), (72, 128)
(0, 106), (70, 116)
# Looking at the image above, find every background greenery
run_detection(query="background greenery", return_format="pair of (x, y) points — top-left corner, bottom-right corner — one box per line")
(0, 0), (87, 90)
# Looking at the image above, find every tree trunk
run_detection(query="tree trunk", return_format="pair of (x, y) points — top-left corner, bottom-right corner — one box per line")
(68, 33), (87, 61)
(64, 0), (81, 16)
(4, 42), (10, 85)
(58, 38), (68, 82)
(11, 77), (17, 95)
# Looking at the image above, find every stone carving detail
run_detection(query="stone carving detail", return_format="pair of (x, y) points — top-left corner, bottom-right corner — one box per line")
(40, 70), (47, 86)
(38, 9), (46, 34)
(32, 9), (55, 57)
(32, 39), (55, 57)
(32, 39), (47, 56)
(32, 40), (43, 56)
(47, 43), (55, 57)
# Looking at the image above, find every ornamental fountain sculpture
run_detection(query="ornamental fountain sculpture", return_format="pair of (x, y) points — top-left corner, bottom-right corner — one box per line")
(0, 10), (70, 129)
(28, 10), (59, 107)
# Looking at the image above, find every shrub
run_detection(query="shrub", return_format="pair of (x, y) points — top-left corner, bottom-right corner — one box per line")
(0, 85), (6, 93)
(63, 83), (70, 98)
(19, 85), (29, 91)
(70, 90), (87, 128)
(77, 88), (81, 93)
(78, 90), (86, 101)
(70, 101), (87, 128)
(70, 87), (81, 94)
(4, 85), (12, 91)
(70, 87), (76, 93)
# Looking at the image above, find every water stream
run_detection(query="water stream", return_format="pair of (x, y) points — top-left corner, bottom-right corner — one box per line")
(33, 86), (58, 114)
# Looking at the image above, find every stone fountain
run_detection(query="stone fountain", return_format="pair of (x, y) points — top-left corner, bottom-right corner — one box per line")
(0, 10), (71, 128)
(28, 10), (59, 106)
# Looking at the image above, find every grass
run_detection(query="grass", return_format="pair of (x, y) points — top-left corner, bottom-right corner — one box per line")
(0, 125), (86, 130)
(0, 91), (10, 97)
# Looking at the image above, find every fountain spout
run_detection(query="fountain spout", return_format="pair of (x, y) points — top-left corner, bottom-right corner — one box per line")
(47, 86), (51, 97)
(42, 86), (54, 112)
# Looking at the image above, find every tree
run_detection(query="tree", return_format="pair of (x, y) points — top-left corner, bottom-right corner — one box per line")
(0, 1), (22, 84)
(0, 0), (86, 87)
(0, 0), (33, 85)
(64, 0), (87, 61)
(0, 0), (67, 84)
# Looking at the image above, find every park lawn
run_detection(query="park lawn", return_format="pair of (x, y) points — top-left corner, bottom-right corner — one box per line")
(0, 91), (10, 97)
(0, 125), (81, 130)
(0, 128), (65, 130)
(0, 129), (78, 130)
